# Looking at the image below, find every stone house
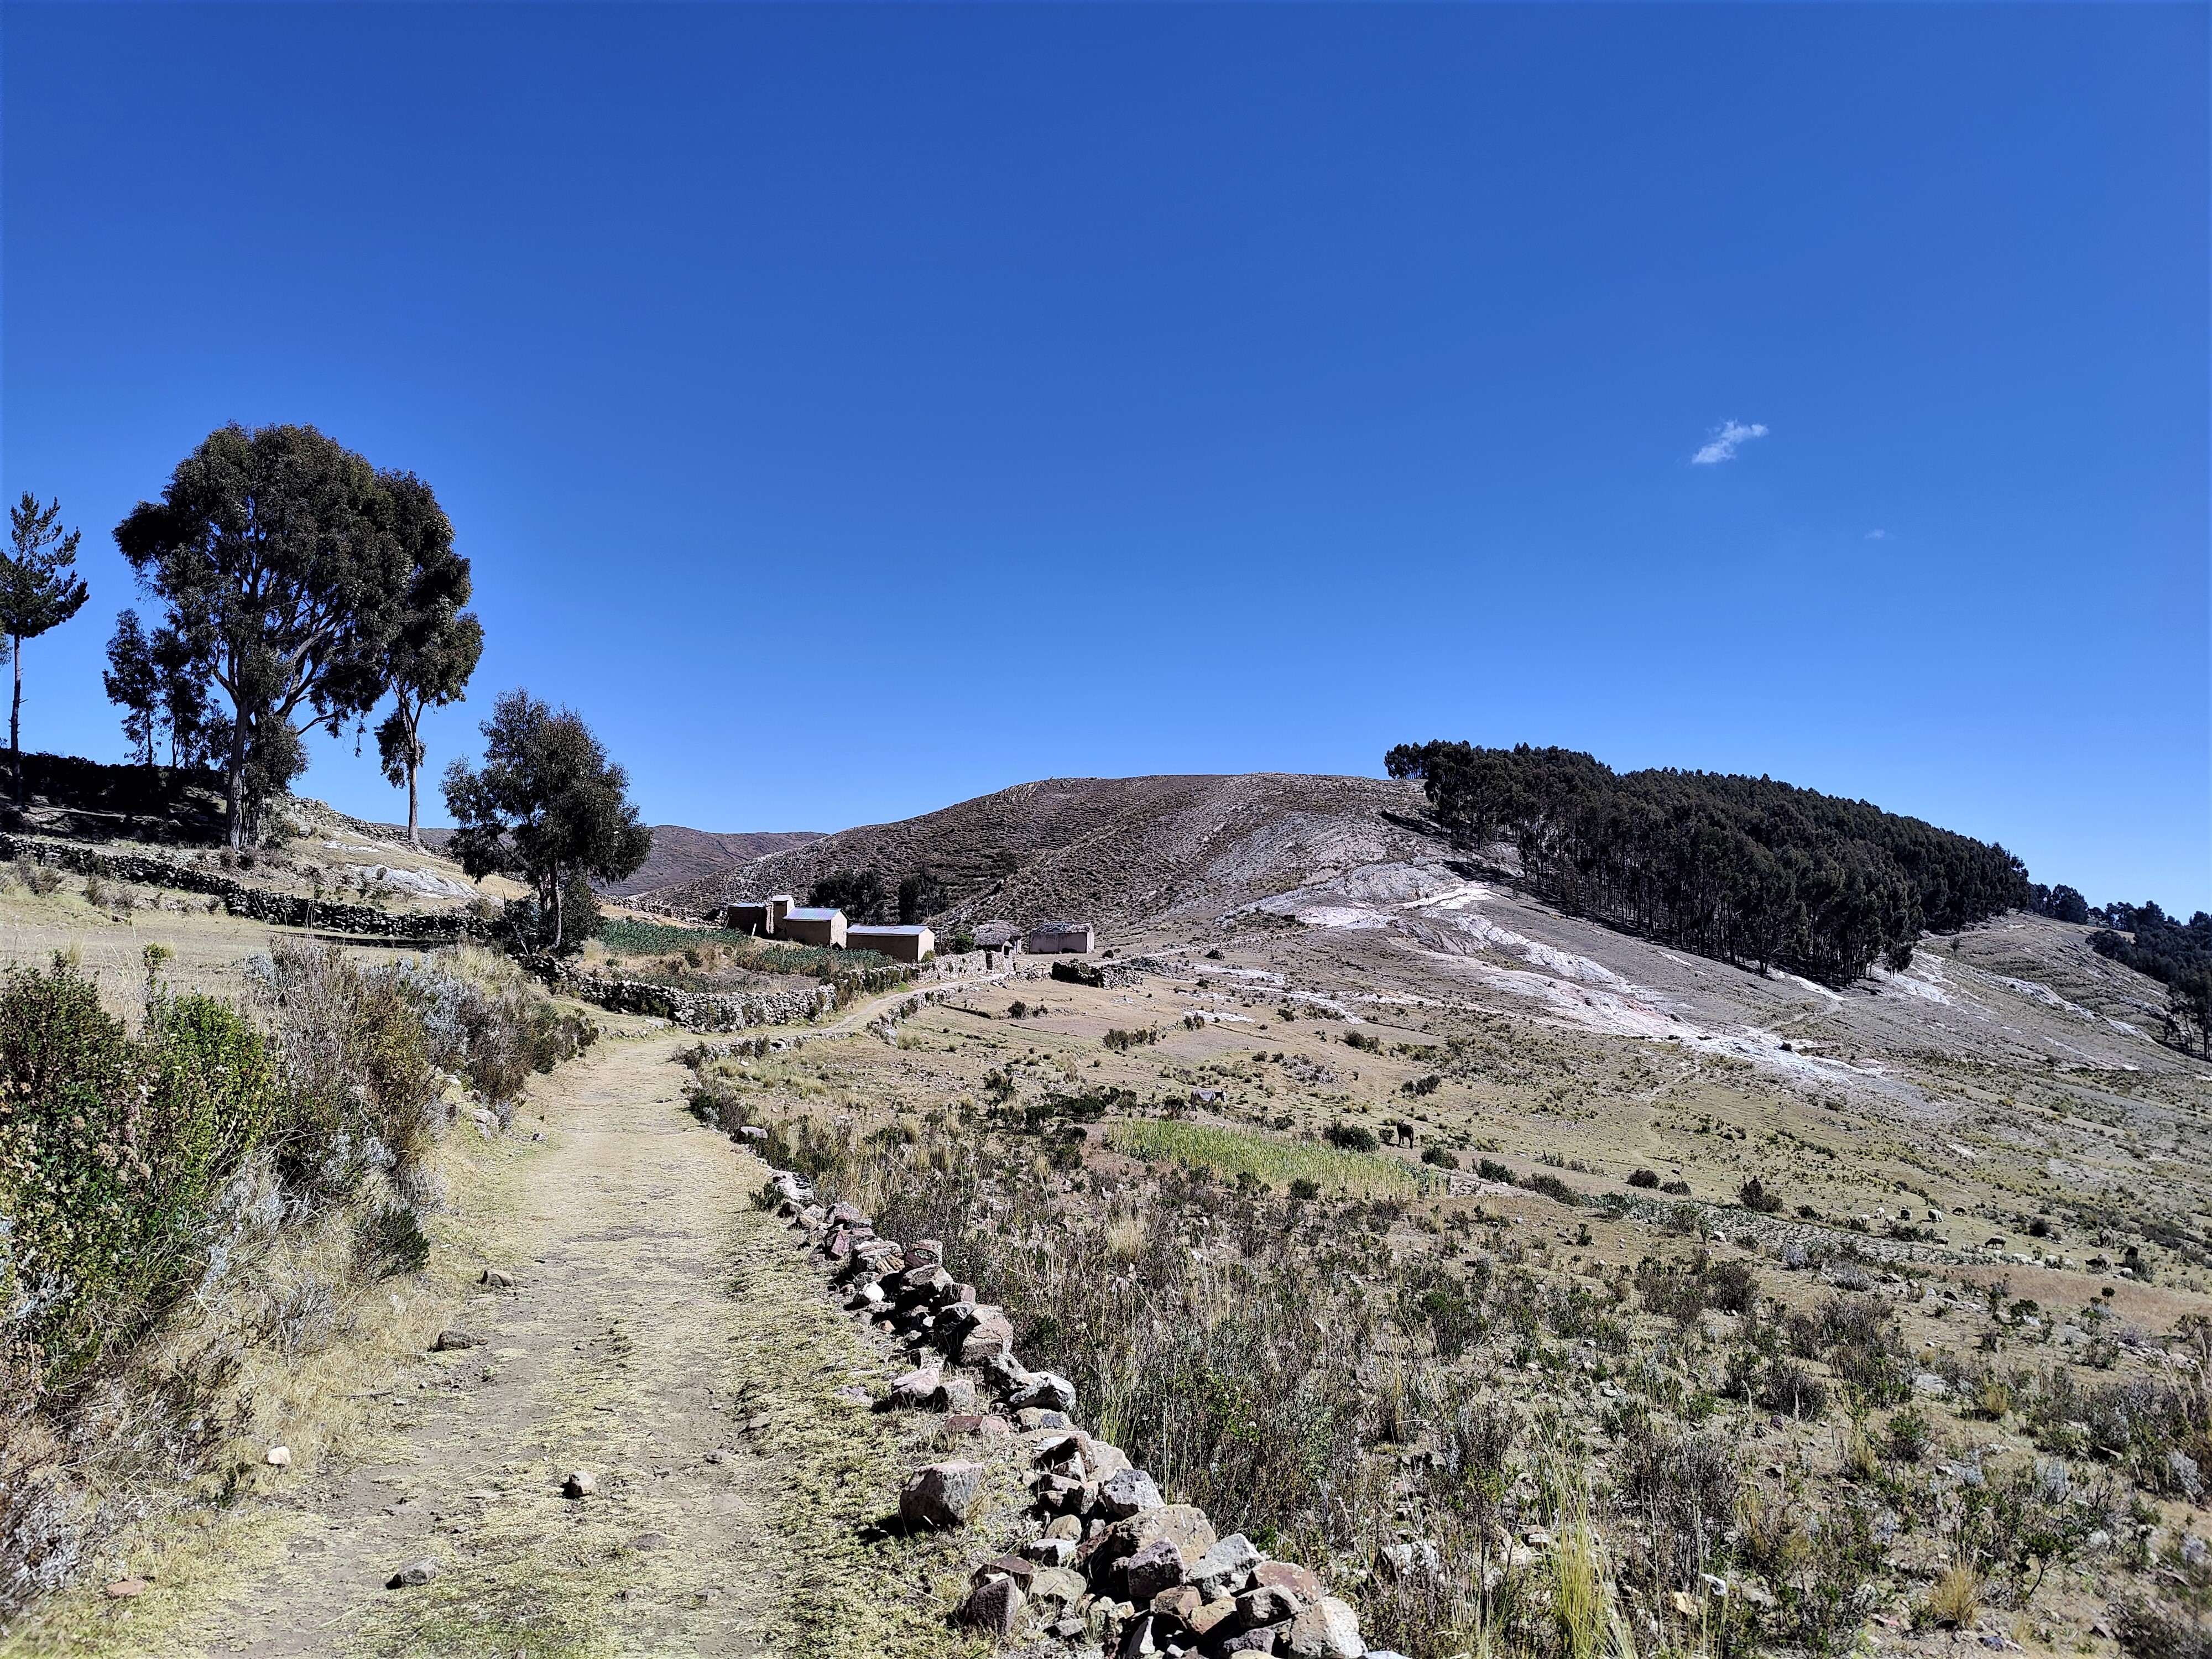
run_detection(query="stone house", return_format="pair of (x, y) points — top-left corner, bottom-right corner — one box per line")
(777, 905), (847, 948)
(847, 924), (935, 963)
(1025, 921), (1095, 954)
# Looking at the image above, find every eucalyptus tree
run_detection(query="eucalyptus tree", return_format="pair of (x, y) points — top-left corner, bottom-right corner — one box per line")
(113, 424), (416, 846)
(372, 473), (481, 847)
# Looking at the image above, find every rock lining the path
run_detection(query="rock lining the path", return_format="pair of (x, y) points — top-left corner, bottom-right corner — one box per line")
(768, 1165), (1374, 1657)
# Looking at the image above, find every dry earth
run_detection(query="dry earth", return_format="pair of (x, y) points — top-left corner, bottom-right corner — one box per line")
(4, 1022), (1004, 1659)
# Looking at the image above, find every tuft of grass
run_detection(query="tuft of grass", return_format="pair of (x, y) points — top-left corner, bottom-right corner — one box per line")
(1923, 1560), (1983, 1629)
(1112, 1119), (1422, 1198)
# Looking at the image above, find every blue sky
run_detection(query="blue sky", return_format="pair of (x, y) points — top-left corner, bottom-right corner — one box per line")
(4, 4), (2206, 911)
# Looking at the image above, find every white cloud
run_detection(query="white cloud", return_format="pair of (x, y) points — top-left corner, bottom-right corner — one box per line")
(1864, 529), (1887, 540)
(1691, 420), (1768, 465)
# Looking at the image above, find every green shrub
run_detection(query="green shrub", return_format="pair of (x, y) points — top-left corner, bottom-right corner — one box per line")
(0, 961), (273, 1387)
(1288, 1177), (1322, 1200)
(1628, 1167), (1660, 1188)
(1421, 1145), (1459, 1170)
(1524, 1172), (1583, 1206)
(1478, 1157), (1515, 1183)
(1324, 1120), (1379, 1153)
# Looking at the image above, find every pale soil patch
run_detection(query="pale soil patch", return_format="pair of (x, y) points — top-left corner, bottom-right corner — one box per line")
(6, 1032), (992, 1659)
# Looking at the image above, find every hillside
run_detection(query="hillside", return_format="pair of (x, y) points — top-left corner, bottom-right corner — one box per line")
(638, 772), (1441, 925)
(598, 825), (824, 897)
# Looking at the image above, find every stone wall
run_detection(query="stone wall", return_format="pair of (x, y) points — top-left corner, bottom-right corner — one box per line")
(538, 960), (838, 1032)
(766, 1168), (1402, 1659)
(0, 831), (492, 942)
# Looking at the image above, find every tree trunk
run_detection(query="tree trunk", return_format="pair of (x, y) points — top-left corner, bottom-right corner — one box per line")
(225, 714), (249, 850)
(10, 637), (21, 810)
(549, 863), (565, 954)
(406, 755), (420, 849)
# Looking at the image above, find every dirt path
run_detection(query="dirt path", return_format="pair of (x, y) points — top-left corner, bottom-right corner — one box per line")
(142, 1032), (964, 1659)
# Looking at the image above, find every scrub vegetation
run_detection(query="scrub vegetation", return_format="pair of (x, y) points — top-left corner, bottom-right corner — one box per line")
(0, 941), (593, 1614)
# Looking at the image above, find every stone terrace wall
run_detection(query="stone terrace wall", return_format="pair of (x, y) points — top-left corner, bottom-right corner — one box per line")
(764, 1167), (1404, 1659)
(539, 960), (837, 1031)
(0, 831), (492, 942)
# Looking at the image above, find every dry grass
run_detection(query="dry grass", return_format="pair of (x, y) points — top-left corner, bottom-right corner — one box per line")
(1924, 1560), (1985, 1629)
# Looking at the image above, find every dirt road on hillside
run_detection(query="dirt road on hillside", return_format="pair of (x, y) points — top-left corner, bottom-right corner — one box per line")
(137, 1034), (969, 1659)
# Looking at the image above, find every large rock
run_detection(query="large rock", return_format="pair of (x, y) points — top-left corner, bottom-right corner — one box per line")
(1008, 1371), (1077, 1413)
(1190, 1597), (1239, 1637)
(1083, 1504), (1218, 1579)
(1152, 1585), (1204, 1623)
(1187, 1533), (1262, 1600)
(1099, 1467), (1165, 1520)
(1030, 1564), (1088, 1610)
(888, 1365), (942, 1408)
(962, 1574), (1023, 1637)
(972, 1554), (1036, 1592)
(1254, 1560), (1324, 1603)
(1120, 1612), (1164, 1656)
(1125, 1537), (1186, 1604)
(929, 1377), (978, 1413)
(1213, 1625), (1285, 1656)
(1286, 1595), (1365, 1657)
(959, 1313), (1016, 1366)
(1237, 1584), (1304, 1626)
(899, 1460), (984, 1529)
(897, 1265), (953, 1305)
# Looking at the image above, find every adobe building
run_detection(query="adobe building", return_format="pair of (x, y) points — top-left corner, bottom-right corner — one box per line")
(847, 924), (935, 963)
(776, 905), (847, 948)
(719, 894), (796, 936)
(1025, 921), (1095, 954)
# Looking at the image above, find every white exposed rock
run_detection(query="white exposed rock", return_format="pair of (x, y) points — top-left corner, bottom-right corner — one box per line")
(265, 1445), (292, 1467)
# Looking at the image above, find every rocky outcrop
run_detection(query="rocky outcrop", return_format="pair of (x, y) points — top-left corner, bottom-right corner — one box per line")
(765, 1166), (1387, 1657)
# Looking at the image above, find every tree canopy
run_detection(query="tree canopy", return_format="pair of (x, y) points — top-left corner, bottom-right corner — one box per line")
(371, 472), (481, 847)
(1385, 740), (2030, 987)
(2089, 903), (2212, 1058)
(112, 424), (419, 846)
(442, 691), (651, 953)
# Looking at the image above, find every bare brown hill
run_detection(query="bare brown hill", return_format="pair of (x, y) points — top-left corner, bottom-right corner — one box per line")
(636, 773), (1439, 927)
(597, 826), (824, 898)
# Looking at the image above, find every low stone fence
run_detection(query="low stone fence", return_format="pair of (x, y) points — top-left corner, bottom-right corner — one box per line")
(538, 960), (837, 1031)
(765, 1167), (1402, 1659)
(0, 831), (491, 942)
